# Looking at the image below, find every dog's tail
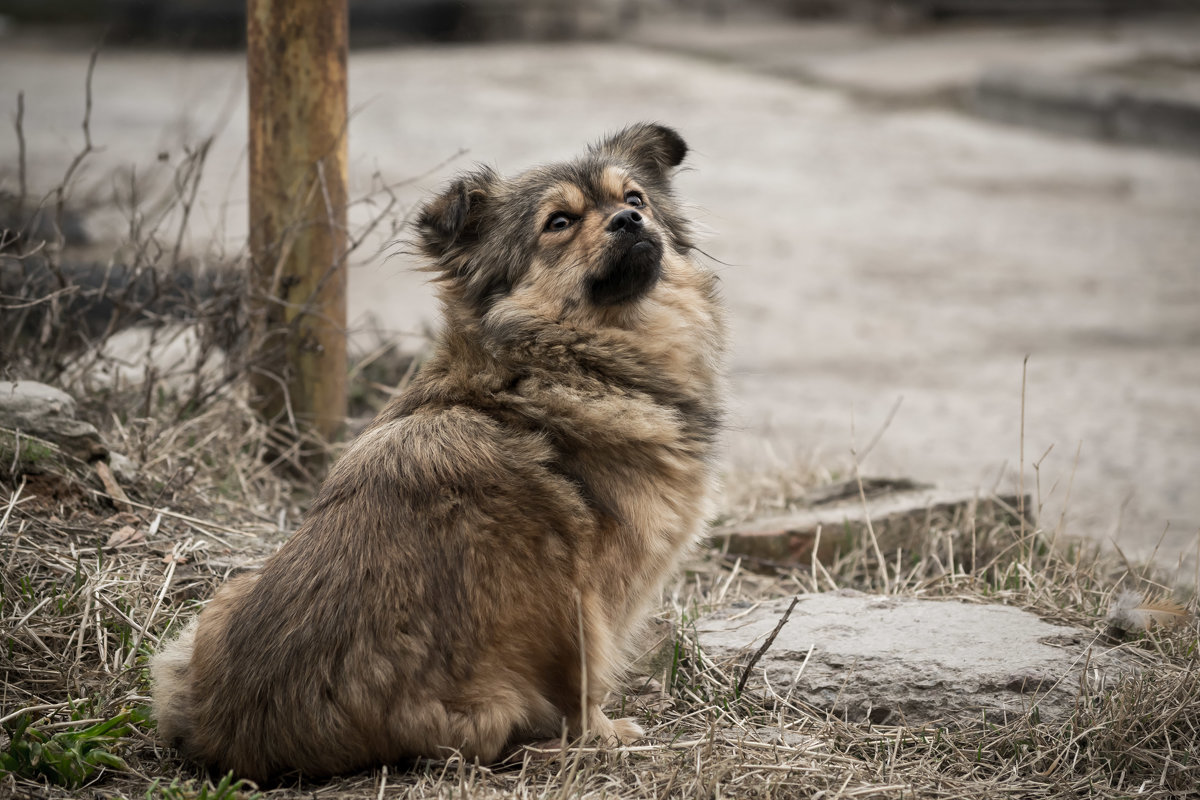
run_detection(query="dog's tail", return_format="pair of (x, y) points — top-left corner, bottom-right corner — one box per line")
(150, 617), (199, 745)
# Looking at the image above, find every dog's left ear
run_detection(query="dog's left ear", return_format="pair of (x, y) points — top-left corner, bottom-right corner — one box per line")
(593, 123), (688, 181)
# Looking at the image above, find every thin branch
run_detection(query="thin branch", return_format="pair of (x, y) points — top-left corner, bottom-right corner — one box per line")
(56, 45), (101, 242)
(736, 595), (800, 696)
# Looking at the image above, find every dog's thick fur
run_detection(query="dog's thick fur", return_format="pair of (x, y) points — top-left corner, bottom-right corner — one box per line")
(150, 123), (724, 783)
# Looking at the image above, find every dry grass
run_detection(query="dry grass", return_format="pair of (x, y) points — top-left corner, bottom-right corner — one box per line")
(2, 388), (1197, 799)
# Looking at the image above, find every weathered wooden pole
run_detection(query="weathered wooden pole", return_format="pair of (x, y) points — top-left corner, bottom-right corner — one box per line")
(246, 0), (348, 457)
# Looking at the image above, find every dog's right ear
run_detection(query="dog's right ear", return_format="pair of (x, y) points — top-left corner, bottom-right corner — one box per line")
(416, 168), (499, 260)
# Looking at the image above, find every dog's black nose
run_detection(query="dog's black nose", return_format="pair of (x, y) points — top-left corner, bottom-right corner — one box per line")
(607, 209), (644, 234)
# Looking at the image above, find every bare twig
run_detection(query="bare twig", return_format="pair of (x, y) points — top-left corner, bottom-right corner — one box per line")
(736, 595), (800, 696)
(55, 45), (101, 241)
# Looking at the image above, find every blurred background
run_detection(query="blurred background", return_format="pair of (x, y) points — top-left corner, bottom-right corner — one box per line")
(1, 0), (1198, 574)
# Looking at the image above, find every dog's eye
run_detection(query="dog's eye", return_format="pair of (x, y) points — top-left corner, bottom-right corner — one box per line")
(545, 212), (575, 232)
(625, 192), (644, 207)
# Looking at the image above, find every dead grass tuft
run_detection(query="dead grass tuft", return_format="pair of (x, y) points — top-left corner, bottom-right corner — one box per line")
(6, 428), (1197, 799)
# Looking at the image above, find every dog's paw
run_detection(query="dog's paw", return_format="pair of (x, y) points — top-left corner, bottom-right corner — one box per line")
(584, 708), (643, 745)
(609, 717), (644, 745)
(569, 707), (645, 747)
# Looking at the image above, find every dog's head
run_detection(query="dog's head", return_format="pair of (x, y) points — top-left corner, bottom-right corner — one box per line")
(416, 124), (695, 330)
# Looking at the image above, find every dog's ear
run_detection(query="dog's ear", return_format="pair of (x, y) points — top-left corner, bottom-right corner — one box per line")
(593, 123), (687, 181)
(416, 168), (499, 259)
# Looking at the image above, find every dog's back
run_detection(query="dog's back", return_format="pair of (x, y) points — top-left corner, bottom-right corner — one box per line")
(153, 404), (593, 780)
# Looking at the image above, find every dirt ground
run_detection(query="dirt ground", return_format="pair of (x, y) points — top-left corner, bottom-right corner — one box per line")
(2, 19), (1198, 576)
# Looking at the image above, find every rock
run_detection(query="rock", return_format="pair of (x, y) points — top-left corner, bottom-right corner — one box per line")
(62, 322), (228, 396)
(697, 591), (1134, 727)
(711, 480), (1030, 568)
(0, 380), (77, 417)
(0, 380), (108, 462)
(107, 452), (139, 484)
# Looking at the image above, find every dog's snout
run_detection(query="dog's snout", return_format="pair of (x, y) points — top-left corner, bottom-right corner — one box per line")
(607, 209), (644, 234)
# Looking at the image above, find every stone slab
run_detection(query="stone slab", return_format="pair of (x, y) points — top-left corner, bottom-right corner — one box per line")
(0, 380), (107, 462)
(697, 591), (1134, 727)
(711, 481), (1030, 568)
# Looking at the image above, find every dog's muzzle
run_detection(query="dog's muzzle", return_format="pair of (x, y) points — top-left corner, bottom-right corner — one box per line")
(589, 210), (663, 306)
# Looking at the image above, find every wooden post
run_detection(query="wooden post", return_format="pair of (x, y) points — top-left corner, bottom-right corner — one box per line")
(246, 0), (348, 458)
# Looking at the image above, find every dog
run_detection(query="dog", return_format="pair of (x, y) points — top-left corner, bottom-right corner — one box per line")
(150, 123), (725, 783)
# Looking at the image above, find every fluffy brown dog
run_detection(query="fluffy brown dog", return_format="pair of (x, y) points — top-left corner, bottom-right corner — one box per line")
(150, 123), (725, 783)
